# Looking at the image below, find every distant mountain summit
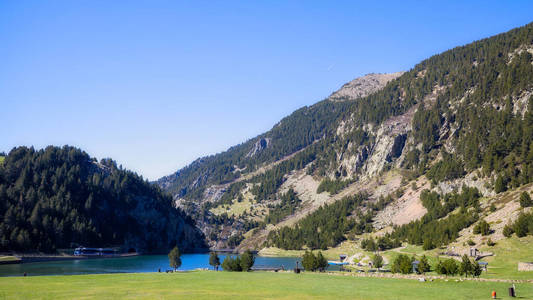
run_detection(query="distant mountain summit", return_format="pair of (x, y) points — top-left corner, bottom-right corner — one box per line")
(329, 72), (404, 101)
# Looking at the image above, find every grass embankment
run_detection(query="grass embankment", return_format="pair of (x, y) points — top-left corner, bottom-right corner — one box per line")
(1, 271), (531, 300)
(0, 256), (19, 262)
(480, 235), (533, 280)
(260, 235), (533, 279)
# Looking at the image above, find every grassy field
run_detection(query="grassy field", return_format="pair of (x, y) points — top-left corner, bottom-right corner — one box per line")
(480, 235), (533, 280)
(259, 234), (533, 280)
(0, 271), (531, 299)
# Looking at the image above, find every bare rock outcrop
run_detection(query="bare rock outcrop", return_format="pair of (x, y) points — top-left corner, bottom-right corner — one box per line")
(246, 138), (271, 158)
(329, 72), (404, 101)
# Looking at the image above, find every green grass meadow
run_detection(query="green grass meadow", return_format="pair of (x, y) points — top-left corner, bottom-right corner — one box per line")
(0, 271), (531, 300)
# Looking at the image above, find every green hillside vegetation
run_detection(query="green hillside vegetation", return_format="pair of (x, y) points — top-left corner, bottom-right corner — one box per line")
(263, 188), (302, 225)
(0, 146), (206, 253)
(266, 194), (363, 250)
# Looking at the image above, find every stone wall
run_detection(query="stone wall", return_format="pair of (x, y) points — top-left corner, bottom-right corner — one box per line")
(518, 262), (533, 271)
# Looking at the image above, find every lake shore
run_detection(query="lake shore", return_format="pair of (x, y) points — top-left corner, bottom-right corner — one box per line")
(0, 252), (140, 264)
(0, 253), (303, 277)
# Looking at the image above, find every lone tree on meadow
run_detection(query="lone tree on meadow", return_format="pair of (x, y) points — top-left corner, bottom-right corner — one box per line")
(209, 252), (221, 271)
(168, 246), (182, 271)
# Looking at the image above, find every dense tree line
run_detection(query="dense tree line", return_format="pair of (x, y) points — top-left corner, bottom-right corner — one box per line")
(425, 152), (465, 184)
(221, 250), (255, 271)
(266, 194), (367, 250)
(0, 146), (205, 253)
(390, 254), (481, 277)
(316, 178), (353, 195)
(250, 147), (317, 201)
(301, 251), (328, 272)
(360, 235), (401, 252)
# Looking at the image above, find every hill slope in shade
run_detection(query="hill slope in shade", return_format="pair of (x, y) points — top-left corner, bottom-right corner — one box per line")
(0, 146), (206, 253)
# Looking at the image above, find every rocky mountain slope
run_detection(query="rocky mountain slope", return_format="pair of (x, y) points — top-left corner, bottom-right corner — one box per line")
(159, 22), (533, 252)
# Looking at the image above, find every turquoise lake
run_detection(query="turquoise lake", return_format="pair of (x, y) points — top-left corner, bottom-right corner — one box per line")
(0, 254), (311, 277)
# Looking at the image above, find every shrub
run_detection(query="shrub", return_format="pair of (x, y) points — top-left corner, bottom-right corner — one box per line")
(360, 238), (377, 251)
(467, 239), (475, 246)
(503, 224), (514, 238)
(436, 258), (459, 276)
(391, 254), (413, 274)
(512, 212), (533, 237)
(473, 220), (491, 235)
(520, 191), (532, 208)
(486, 238), (496, 246)
(221, 256), (242, 271)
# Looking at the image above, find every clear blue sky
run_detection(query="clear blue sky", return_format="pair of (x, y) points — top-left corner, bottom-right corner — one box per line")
(1, 1), (532, 180)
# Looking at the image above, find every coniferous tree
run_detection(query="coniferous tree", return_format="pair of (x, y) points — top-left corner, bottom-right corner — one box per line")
(417, 255), (431, 274)
(209, 252), (221, 271)
(168, 246), (182, 271)
(372, 254), (384, 271)
(459, 254), (473, 277)
(520, 191), (532, 208)
(240, 250), (255, 271)
(391, 254), (413, 274)
(302, 251), (318, 272)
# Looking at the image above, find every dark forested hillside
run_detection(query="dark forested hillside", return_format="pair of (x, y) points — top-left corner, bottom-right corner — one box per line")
(0, 146), (206, 253)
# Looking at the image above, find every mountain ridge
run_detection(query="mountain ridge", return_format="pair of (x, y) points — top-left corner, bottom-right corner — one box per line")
(158, 21), (533, 252)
